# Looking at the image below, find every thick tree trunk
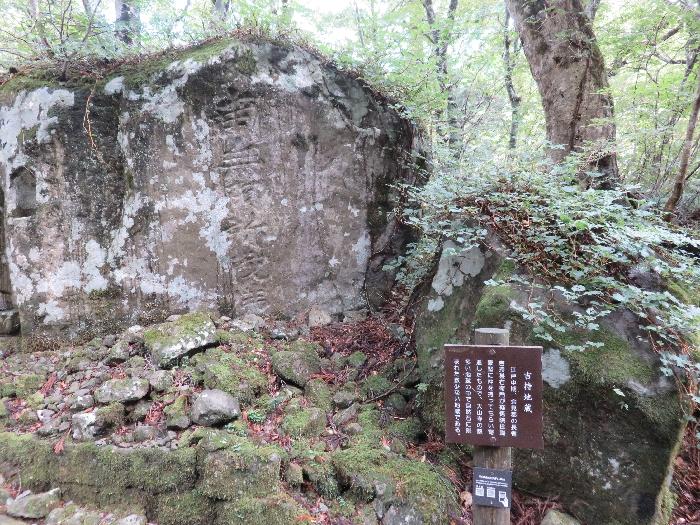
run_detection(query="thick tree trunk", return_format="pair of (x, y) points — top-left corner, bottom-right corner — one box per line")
(505, 0), (619, 188)
(664, 71), (700, 216)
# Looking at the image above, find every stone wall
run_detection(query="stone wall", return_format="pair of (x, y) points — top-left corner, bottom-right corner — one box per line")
(0, 38), (417, 339)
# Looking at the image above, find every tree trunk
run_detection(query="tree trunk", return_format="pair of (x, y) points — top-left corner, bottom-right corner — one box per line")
(213, 0), (231, 17)
(505, 0), (619, 188)
(422, 0), (460, 152)
(664, 71), (700, 216)
(115, 0), (139, 45)
(503, 7), (521, 149)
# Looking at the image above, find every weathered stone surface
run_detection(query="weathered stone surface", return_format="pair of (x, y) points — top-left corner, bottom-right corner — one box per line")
(0, 311), (19, 335)
(413, 238), (685, 525)
(115, 515), (147, 525)
(541, 510), (581, 525)
(198, 438), (283, 500)
(144, 312), (216, 368)
(71, 412), (98, 441)
(95, 378), (149, 404)
(165, 395), (191, 430)
(308, 306), (332, 328)
(0, 515), (27, 525)
(0, 38), (415, 340)
(332, 403), (358, 427)
(6, 488), (61, 519)
(190, 389), (240, 426)
(271, 348), (321, 387)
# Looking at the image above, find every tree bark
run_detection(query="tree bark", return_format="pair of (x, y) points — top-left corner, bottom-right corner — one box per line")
(505, 0), (619, 188)
(213, 0), (231, 17)
(115, 0), (139, 45)
(664, 71), (700, 216)
(422, 0), (460, 151)
(503, 7), (521, 149)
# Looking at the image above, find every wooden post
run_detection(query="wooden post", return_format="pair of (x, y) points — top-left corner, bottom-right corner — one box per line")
(472, 327), (511, 525)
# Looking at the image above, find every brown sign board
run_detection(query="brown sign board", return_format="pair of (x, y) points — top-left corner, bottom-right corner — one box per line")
(444, 344), (543, 449)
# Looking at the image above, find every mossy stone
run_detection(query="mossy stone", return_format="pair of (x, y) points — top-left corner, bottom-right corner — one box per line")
(347, 352), (367, 367)
(271, 348), (321, 388)
(165, 395), (191, 430)
(197, 436), (284, 500)
(155, 491), (214, 525)
(301, 458), (340, 498)
(190, 347), (267, 405)
(304, 379), (332, 412)
(143, 312), (217, 368)
(14, 374), (46, 398)
(281, 406), (326, 438)
(361, 375), (392, 400)
(331, 445), (458, 521)
(214, 494), (305, 525)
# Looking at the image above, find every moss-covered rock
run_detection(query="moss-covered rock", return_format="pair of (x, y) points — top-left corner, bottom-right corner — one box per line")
(0, 432), (198, 497)
(155, 491), (214, 525)
(13, 373), (46, 398)
(360, 375), (392, 400)
(197, 436), (284, 500)
(281, 405), (326, 438)
(165, 395), (191, 430)
(301, 457), (340, 498)
(190, 347), (267, 405)
(413, 240), (687, 525)
(331, 445), (458, 522)
(144, 312), (217, 368)
(304, 379), (332, 412)
(214, 494), (306, 525)
(271, 346), (321, 387)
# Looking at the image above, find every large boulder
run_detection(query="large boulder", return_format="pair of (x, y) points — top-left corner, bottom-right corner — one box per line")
(414, 239), (686, 525)
(0, 37), (417, 340)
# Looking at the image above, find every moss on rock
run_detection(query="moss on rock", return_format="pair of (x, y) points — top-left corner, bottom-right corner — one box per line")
(197, 436), (284, 500)
(331, 445), (458, 521)
(155, 491), (214, 525)
(190, 347), (267, 405)
(214, 493), (305, 525)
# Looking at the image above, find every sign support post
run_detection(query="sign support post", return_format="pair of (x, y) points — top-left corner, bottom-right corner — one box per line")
(472, 327), (510, 525)
(444, 327), (543, 524)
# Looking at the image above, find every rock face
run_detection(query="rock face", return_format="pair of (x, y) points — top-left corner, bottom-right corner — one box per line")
(0, 37), (416, 340)
(414, 237), (685, 525)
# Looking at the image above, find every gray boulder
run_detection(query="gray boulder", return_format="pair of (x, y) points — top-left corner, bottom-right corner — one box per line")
(95, 377), (149, 404)
(144, 312), (217, 368)
(190, 389), (240, 426)
(6, 489), (61, 519)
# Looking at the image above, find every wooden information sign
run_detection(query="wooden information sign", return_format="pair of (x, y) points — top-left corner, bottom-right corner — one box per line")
(444, 344), (544, 449)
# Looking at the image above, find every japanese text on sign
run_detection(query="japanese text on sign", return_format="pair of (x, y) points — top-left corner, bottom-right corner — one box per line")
(444, 345), (543, 449)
